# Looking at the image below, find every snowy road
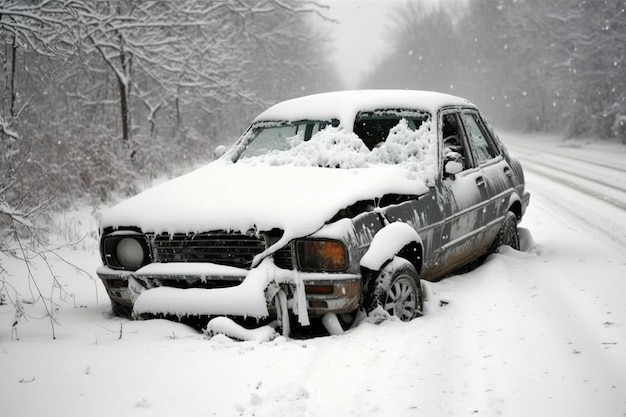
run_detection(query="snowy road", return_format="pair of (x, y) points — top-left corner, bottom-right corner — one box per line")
(1, 134), (625, 417)
(511, 143), (626, 210)
(508, 136), (626, 249)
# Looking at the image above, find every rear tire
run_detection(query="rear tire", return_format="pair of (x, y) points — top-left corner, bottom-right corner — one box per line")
(494, 211), (520, 251)
(366, 257), (423, 321)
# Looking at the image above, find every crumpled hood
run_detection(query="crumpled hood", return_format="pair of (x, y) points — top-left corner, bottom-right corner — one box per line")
(100, 161), (428, 247)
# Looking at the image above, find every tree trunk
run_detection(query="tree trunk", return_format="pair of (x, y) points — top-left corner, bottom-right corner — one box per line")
(117, 76), (130, 144)
(10, 38), (17, 122)
(175, 94), (182, 129)
(118, 44), (130, 144)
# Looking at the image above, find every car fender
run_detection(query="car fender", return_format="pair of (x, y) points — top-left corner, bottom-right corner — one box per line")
(359, 222), (423, 272)
(506, 192), (523, 219)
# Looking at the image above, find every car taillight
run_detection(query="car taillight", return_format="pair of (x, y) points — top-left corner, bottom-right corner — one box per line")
(296, 239), (347, 272)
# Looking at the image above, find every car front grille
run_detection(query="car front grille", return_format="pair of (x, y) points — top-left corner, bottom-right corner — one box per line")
(153, 232), (267, 268)
(273, 246), (294, 270)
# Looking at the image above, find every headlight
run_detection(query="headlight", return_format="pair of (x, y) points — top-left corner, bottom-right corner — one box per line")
(296, 239), (347, 272)
(102, 235), (149, 270)
(116, 238), (145, 269)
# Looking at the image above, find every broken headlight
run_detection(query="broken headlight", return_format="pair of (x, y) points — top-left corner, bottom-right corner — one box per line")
(296, 239), (347, 272)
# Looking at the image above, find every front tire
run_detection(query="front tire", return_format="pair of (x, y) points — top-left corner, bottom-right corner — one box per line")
(366, 257), (424, 321)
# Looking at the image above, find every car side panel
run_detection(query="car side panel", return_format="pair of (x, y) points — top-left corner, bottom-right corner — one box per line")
(382, 191), (444, 275)
(427, 167), (493, 279)
(481, 156), (519, 240)
(346, 211), (386, 274)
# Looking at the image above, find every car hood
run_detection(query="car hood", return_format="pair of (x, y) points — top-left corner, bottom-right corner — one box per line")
(100, 161), (428, 251)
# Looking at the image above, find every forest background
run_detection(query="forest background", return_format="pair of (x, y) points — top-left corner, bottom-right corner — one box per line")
(1, 0), (625, 258)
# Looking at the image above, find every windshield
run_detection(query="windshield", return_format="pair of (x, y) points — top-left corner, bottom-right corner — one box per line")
(231, 110), (436, 182)
(237, 120), (336, 160)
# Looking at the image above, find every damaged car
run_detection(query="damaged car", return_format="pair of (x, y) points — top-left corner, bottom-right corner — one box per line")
(97, 90), (530, 336)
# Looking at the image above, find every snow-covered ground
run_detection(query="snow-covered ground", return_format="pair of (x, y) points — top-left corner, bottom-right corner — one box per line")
(1, 133), (625, 417)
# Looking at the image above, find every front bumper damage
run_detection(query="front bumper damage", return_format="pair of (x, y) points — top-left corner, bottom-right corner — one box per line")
(97, 257), (361, 331)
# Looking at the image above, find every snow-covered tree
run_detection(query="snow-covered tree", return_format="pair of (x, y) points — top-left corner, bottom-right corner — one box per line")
(364, 0), (626, 141)
(71, 0), (335, 146)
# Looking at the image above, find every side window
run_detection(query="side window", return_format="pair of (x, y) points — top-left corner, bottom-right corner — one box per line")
(462, 112), (499, 163)
(441, 112), (472, 171)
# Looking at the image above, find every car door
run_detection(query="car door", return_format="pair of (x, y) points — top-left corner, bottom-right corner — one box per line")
(376, 112), (446, 274)
(460, 110), (516, 246)
(425, 109), (492, 279)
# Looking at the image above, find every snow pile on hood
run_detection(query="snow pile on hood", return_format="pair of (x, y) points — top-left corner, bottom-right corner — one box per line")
(238, 119), (437, 184)
(100, 162), (428, 251)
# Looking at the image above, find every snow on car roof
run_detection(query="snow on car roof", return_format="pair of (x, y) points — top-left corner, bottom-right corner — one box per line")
(254, 90), (475, 128)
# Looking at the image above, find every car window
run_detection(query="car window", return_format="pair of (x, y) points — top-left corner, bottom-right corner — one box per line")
(354, 110), (429, 150)
(441, 112), (472, 171)
(461, 112), (500, 163)
(238, 121), (332, 159)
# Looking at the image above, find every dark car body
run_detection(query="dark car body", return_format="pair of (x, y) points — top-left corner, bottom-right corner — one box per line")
(97, 90), (529, 330)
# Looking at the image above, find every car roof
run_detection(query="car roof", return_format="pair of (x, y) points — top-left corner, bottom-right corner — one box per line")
(253, 90), (476, 128)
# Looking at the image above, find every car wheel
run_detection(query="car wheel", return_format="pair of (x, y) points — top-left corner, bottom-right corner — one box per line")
(366, 257), (424, 321)
(494, 211), (520, 250)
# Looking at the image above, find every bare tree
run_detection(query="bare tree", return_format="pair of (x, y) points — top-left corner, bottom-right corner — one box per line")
(1, 0), (82, 169)
(73, 0), (331, 147)
(1, 0), (82, 222)
(1, 1), (91, 338)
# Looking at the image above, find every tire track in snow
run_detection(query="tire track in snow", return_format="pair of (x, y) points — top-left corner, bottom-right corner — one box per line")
(521, 159), (626, 211)
(508, 141), (626, 210)
(509, 143), (626, 174)
(522, 170), (626, 252)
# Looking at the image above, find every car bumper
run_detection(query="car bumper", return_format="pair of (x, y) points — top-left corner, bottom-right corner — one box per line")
(97, 263), (361, 318)
(98, 267), (135, 309)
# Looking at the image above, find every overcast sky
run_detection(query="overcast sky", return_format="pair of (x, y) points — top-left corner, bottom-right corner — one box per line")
(320, 0), (404, 89)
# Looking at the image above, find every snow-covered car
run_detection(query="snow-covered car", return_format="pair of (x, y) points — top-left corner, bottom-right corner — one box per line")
(97, 90), (529, 334)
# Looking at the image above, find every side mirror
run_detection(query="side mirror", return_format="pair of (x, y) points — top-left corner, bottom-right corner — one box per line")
(214, 145), (226, 159)
(444, 151), (464, 178)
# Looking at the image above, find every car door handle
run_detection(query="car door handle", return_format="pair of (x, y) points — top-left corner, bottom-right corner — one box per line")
(503, 166), (512, 177)
(476, 176), (486, 187)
